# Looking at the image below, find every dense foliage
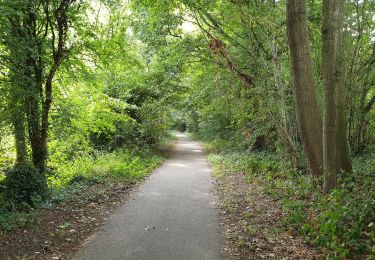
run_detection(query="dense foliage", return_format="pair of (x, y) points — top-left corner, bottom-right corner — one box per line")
(208, 149), (374, 258)
(0, 0), (175, 231)
(0, 0), (374, 258)
(128, 0), (374, 257)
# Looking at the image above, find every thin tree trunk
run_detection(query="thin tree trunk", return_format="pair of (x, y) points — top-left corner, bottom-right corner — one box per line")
(286, 0), (323, 177)
(336, 104), (352, 172)
(346, 0), (362, 153)
(272, 38), (287, 130)
(356, 86), (369, 151)
(336, 81), (352, 172)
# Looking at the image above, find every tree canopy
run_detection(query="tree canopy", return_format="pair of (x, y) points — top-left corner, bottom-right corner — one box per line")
(0, 0), (374, 258)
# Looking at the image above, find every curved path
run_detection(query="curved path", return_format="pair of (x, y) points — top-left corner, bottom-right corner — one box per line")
(76, 133), (224, 260)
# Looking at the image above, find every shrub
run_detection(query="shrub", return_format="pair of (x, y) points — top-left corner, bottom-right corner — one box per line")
(4, 163), (48, 207)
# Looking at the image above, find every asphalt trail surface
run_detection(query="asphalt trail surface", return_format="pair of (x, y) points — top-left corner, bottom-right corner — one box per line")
(76, 133), (224, 260)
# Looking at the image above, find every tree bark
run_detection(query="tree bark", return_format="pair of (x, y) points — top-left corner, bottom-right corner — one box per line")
(322, 0), (350, 193)
(25, 0), (73, 173)
(336, 87), (352, 172)
(9, 17), (29, 166)
(12, 110), (27, 165)
(286, 0), (323, 177)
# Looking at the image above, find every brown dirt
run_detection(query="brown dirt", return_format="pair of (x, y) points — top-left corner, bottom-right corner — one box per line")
(214, 172), (323, 260)
(0, 181), (143, 260)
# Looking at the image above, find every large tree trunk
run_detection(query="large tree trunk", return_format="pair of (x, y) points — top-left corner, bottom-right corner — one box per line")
(9, 20), (28, 165)
(322, 0), (350, 193)
(23, 8), (47, 173)
(286, 0), (323, 177)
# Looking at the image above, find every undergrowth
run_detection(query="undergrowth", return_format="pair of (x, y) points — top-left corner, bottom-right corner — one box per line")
(0, 147), (164, 234)
(208, 145), (375, 259)
(48, 148), (163, 189)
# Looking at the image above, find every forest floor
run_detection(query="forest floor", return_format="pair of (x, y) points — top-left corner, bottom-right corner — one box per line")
(214, 172), (323, 259)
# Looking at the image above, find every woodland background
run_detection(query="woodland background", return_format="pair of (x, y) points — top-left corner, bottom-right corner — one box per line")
(0, 0), (374, 258)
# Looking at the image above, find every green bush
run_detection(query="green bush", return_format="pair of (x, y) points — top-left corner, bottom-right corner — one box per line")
(4, 163), (48, 207)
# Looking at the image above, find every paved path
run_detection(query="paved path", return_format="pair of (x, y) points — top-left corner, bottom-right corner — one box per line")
(76, 133), (224, 260)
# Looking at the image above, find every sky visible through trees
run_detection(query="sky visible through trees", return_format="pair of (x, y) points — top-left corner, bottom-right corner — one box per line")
(0, 0), (374, 258)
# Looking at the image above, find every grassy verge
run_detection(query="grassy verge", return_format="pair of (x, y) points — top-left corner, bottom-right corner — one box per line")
(0, 138), (175, 234)
(205, 141), (375, 259)
(48, 148), (163, 189)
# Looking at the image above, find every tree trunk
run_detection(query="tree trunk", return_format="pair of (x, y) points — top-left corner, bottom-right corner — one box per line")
(10, 66), (28, 165)
(322, 0), (350, 193)
(286, 0), (323, 177)
(272, 38), (287, 130)
(336, 88), (352, 172)
(12, 110), (27, 165)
